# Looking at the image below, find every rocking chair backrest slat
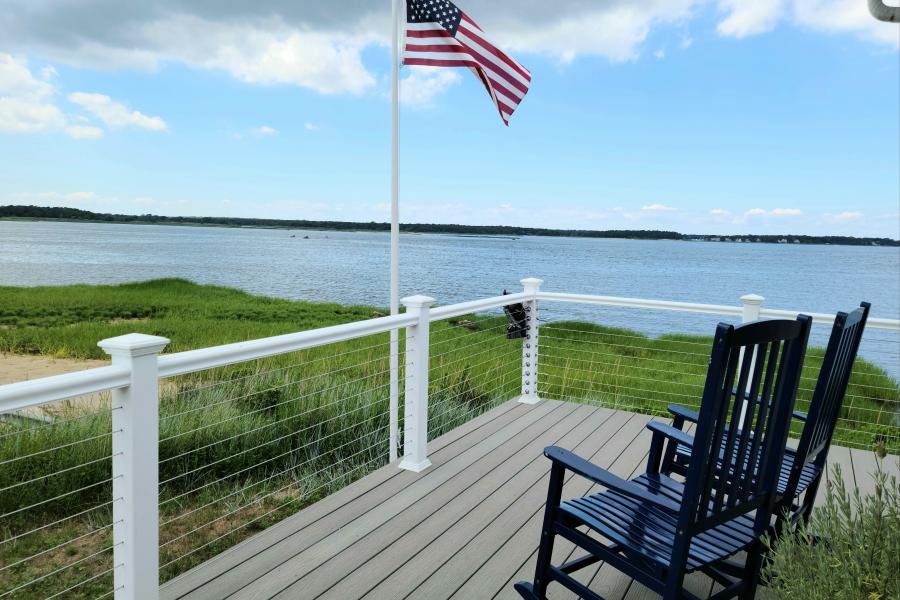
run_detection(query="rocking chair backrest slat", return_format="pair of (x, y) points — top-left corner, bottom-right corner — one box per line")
(726, 341), (768, 506)
(785, 303), (870, 500)
(679, 316), (812, 537)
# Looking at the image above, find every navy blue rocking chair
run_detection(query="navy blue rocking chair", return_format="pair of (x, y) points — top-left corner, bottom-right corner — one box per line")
(662, 303), (870, 532)
(514, 316), (812, 600)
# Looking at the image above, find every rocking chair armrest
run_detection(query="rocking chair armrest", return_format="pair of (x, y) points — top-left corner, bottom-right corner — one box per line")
(792, 410), (807, 422)
(646, 421), (696, 449)
(543, 446), (681, 513)
(666, 404), (699, 427)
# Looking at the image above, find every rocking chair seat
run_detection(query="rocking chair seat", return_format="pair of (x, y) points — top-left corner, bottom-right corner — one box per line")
(559, 473), (757, 573)
(672, 443), (822, 496)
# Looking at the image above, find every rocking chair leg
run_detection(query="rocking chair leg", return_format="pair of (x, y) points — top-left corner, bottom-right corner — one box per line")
(739, 540), (765, 600)
(517, 462), (566, 600)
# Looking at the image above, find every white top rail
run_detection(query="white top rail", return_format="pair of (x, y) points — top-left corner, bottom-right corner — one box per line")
(0, 312), (418, 413)
(0, 364), (130, 412)
(539, 291), (900, 331)
(429, 292), (526, 322)
(759, 308), (900, 332)
(538, 292), (744, 318)
(158, 311), (418, 378)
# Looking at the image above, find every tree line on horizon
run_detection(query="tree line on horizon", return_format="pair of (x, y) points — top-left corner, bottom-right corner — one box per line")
(1, 204), (897, 246)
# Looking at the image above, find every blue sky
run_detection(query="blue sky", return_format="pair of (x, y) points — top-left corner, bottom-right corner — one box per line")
(1, 1), (898, 237)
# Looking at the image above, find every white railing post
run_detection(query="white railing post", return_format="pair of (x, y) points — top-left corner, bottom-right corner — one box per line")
(518, 277), (544, 404)
(99, 333), (169, 600)
(741, 293), (764, 323)
(399, 295), (434, 472)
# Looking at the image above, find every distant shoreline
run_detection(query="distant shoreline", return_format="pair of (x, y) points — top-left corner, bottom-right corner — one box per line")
(1, 205), (898, 247)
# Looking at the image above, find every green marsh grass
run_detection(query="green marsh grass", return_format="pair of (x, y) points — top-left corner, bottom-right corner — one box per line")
(0, 280), (896, 597)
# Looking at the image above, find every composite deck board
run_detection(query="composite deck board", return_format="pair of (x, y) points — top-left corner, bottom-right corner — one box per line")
(438, 410), (642, 600)
(290, 403), (598, 599)
(226, 401), (568, 600)
(400, 409), (640, 600)
(162, 399), (892, 600)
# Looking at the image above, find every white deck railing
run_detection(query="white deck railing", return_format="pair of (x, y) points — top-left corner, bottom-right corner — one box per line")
(0, 278), (897, 600)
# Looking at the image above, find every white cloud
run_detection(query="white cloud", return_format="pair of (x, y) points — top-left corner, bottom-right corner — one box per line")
(0, 53), (168, 139)
(831, 210), (864, 221)
(400, 66), (462, 108)
(496, 1), (697, 63)
(641, 203), (678, 211)
(717, 0), (785, 38)
(0, 53), (67, 134)
(745, 207), (803, 217)
(770, 207), (803, 216)
(710, 208), (730, 215)
(793, 0), (900, 47)
(304, 122), (320, 131)
(654, 49), (666, 59)
(717, 0), (898, 47)
(67, 92), (167, 131)
(252, 125), (276, 135)
(65, 124), (104, 139)
(156, 19), (377, 94)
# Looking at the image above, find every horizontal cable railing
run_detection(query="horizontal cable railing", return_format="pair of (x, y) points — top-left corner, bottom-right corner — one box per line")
(155, 332), (396, 581)
(536, 295), (900, 455)
(0, 393), (118, 599)
(426, 309), (522, 441)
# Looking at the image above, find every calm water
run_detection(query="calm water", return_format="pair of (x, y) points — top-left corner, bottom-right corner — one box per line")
(1, 220), (898, 375)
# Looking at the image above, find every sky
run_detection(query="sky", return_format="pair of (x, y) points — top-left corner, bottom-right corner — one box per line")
(0, 0), (898, 238)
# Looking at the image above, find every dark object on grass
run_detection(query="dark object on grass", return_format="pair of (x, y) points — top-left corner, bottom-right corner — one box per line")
(515, 316), (811, 600)
(457, 319), (479, 331)
(664, 302), (871, 534)
(503, 289), (527, 339)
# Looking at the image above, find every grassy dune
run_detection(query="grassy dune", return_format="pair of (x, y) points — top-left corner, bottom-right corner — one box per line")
(0, 280), (896, 598)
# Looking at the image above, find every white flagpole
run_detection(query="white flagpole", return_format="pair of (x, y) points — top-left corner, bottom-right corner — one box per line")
(389, 0), (401, 463)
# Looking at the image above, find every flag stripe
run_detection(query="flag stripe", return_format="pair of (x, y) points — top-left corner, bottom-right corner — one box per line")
(461, 13), (483, 32)
(457, 24), (531, 82)
(452, 31), (530, 93)
(406, 28), (454, 39)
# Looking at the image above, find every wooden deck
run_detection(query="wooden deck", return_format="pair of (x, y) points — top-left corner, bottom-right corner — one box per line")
(160, 399), (894, 600)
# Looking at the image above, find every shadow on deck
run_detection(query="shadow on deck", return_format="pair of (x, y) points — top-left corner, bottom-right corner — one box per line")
(161, 399), (894, 600)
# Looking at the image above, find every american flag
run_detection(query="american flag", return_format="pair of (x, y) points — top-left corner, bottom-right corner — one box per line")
(403, 0), (531, 125)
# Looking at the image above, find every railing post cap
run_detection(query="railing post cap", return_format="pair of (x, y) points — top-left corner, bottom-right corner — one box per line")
(740, 294), (765, 305)
(401, 294), (435, 308)
(520, 277), (544, 287)
(98, 333), (170, 357)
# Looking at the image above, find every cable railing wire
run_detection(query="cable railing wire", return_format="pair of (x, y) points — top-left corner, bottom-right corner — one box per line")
(158, 392), (390, 487)
(160, 436), (387, 549)
(166, 338), (391, 398)
(0, 542), (119, 598)
(158, 453), (387, 572)
(159, 363), (396, 443)
(159, 411), (390, 510)
(161, 345), (392, 422)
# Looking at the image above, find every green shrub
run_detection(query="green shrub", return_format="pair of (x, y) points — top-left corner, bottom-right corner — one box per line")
(763, 452), (900, 600)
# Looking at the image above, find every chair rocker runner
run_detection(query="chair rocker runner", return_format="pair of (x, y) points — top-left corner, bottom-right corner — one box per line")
(663, 302), (870, 532)
(515, 316), (812, 600)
